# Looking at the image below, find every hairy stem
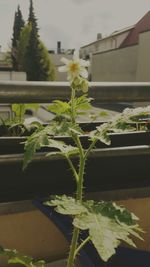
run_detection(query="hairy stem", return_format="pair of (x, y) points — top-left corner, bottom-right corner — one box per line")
(66, 87), (90, 267)
(74, 236), (91, 257)
(66, 227), (80, 267)
(66, 137), (85, 267)
(71, 87), (76, 124)
(66, 156), (79, 183)
(84, 138), (97, 159)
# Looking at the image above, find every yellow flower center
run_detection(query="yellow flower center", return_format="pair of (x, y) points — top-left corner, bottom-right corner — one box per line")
(69, 62), (79, 73)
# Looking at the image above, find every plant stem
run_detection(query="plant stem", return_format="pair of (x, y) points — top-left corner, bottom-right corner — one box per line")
(66, 87), (90, 267)
(66, 227), (80, 267)
(66, 135), (86, 267)
(74, 236), (91, 257)
(84, 138), (97, 159)
(66, 156), (79, 183)
(71, 87), (76, 124)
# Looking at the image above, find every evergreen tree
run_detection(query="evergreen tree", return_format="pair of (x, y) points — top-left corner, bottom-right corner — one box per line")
(11, 0), (55, 80)
(37, 41), (55, 81)
(25, 0), (40, 80)
(28, 0), (38, 34)
(11, 5), (25, 70)
(17, 24), (32, 71)
(25, 0), (55, 81)
(25, 28), (40, 80)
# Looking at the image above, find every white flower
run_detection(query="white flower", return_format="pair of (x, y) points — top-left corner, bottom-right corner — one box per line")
(58, 50), (90, 81)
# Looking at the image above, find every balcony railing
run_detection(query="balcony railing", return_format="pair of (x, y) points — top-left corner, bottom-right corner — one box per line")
(0, 81), (150, 201)
(0, 81), (150, 103)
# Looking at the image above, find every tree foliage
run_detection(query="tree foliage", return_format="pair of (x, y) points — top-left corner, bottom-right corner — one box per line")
(11, 5), (25, 70)
(37, 40), (55, 81)
(28, 0), (38, 34)
(25, 0), (55, 81)
(11, 1), (55, 81)
(17, 23), (32, 71)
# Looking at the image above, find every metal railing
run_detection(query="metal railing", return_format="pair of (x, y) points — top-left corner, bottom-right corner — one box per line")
(0, 81), (150, 103)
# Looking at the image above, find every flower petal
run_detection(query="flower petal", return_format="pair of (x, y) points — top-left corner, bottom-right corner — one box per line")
(58, 66), (67, 72)
(80, 68), (88, 78)
(80, 59), (90, 67)
(60, 57), (70, 65)
(73, 50), (79, 61)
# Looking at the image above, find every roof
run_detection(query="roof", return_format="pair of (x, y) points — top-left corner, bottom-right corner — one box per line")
(80, 25), (134, 49)
(81, 11), (150, 50)
(120, 11), (150, 47)
(111, 25), (135, 36)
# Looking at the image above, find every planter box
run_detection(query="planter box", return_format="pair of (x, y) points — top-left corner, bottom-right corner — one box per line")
(0, 122), (150, 201)
(0, 144), (150, 202)
(0, 130), (150, 154)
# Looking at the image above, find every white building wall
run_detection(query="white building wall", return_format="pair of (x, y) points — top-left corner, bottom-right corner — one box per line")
(80, 31), (130, 58)
(0, 71), (26, 81)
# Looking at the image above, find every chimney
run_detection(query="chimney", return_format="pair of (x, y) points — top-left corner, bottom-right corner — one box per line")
(57, 41), (61, 54)
(97, 33), (102, 40)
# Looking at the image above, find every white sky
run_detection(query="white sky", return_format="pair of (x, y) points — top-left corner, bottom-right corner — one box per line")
(1, 0), (150, 52)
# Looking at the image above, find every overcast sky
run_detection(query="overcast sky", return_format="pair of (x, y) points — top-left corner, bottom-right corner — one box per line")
(1, 0), (150, 52)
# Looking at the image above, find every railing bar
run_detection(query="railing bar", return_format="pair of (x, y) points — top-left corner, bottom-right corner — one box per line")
(0, 81), (150, 103)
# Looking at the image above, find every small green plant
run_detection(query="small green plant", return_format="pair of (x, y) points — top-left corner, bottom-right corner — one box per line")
(22, 51), (143, 267)
(0, 103), (40, 136)
(0, 247), (45, 267)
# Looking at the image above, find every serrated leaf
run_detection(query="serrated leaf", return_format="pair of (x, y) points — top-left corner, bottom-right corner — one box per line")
(23, 125), (79, 169)
(23, 126), (49, 169)
(74, 95), (93, 111)
(74, 213), (141, 262)
(46, 139), (79, 157)
(47, 196), (143, 262)
(50, 120), (83, 136)
(47, 100), (71, 116)
(90, 123), (111, 145)
(84, 200), (139, 225)
(0, 247), (45, 267)
(44, 195), (87, 215)
(73, 206), (142, 262)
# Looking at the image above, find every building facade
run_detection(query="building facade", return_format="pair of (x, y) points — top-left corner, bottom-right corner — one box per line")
(80, 11), (150, 82)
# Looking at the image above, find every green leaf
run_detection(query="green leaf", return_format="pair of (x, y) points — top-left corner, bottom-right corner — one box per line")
(73, 201), (143, 262)
(47, 195), (143, 262)
(74, 212), (141, 262)
(0, 247), (45, 267)
(47, 95), (92, 120)
(90, 123), (111, 145)
(23, 124), (79, 169)
(84, 200), (139, 225)
(12, 104), (39, 122)
(74, 95), (93, 112)
(24, 103), (40, 111)
(46, 139), (79, 158)
(12, 104), (26, 121)
(23, 125), (49, 169)
(44, 195), (86, 215)
(47, 100), (71, 116)
(48, 120), (83, 136)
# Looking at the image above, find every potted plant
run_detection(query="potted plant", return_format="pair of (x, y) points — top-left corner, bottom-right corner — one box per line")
(1, 51), (150, 267)
(17, 51), (142, 267)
